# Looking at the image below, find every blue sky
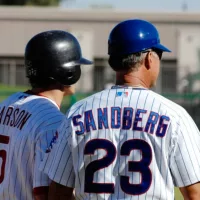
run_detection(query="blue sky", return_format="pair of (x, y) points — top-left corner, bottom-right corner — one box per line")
(61, 0), (200, 12)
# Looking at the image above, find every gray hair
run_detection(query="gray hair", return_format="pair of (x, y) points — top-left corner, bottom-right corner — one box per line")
(122, 51), (148, 71)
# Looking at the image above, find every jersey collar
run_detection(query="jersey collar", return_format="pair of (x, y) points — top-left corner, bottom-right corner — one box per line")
(111, 85), (148, 90)
(24, 90), (60, 109)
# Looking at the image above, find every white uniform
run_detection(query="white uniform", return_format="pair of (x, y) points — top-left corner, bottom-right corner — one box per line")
(40, 86), (200, 200)
(0, 91), (65, 200)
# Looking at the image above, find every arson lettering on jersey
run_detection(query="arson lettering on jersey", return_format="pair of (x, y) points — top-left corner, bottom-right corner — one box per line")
(72, 107), (170, 137)
(0, 106), (32, 130)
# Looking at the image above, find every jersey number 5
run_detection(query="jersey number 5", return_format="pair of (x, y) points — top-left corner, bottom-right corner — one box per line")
(0, 134), (10, 184)
(84, 139), (152, 195)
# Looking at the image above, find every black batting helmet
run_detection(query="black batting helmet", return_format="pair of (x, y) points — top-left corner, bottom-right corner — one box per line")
(25, 30), (92, 86)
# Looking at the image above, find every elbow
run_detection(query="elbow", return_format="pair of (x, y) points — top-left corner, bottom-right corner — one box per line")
(186, 193), (200, 200)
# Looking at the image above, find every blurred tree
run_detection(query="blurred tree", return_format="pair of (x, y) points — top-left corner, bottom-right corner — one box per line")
(0, 0), (63, 5)
(0, 0), (26, 5)
(26, 0), (60, 6)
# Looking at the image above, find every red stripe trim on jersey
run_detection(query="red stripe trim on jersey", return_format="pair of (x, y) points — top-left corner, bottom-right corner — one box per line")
(33, 186), (49, 195)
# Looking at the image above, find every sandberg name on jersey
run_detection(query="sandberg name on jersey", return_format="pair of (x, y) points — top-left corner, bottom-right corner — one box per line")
(72, 107), (170, 137)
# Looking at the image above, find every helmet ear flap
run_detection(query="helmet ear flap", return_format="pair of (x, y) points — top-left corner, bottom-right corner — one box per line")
(53, 65), (81, 86)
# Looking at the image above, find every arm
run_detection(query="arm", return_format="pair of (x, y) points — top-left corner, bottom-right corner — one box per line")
(48, 181), (74, 200)
(34, 194), (48, 200)
(179, 182), (200, 200)
(33, 129), (58, 200)
(33, 186), (49, 200)
(39, 119), (76, 193)
(170, 109), (200, 199)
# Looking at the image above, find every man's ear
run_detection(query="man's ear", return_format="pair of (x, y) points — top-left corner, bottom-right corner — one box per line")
(144, 52), (152, 70)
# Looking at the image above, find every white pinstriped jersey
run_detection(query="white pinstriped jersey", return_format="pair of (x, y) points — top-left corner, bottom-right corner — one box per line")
(40, 86), (200, 200)
(0, 91), (65, 200)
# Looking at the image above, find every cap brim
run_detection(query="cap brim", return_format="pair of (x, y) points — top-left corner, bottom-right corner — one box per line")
(79, 57), (93, 65)
(153, 43), (171, 52)
(63, 58), (93, 68)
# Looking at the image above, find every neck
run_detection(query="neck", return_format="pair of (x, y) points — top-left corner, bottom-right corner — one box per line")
(30, 89), (65, 107)
(116, 71), (150, 88)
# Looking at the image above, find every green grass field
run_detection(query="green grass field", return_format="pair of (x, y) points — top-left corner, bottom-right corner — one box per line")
(0, 84), (73, 112)
(175, 188), (183, 199)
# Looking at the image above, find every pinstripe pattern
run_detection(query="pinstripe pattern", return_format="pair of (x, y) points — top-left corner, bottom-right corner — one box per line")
(0, 92), (65, 200)
(41, 87), (200, 200)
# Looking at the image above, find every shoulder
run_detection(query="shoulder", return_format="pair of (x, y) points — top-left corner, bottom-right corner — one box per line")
(28, 98), (65, 130)
(66, 91), (105, 117)
(25, 95), (60, 112)
(149, 90), (186, 113)
(149, 91), (197, 128)
(0, 92), (23, 105)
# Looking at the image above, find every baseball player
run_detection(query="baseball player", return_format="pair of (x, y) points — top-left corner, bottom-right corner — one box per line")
(0, 30), (92, 200)
(40, 20), (200, 200)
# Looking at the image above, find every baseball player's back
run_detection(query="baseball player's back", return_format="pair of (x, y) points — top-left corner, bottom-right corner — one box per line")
(39, 19), (200, 200)
(42, 86), (200, 200)
(0, 91), (65, 200)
